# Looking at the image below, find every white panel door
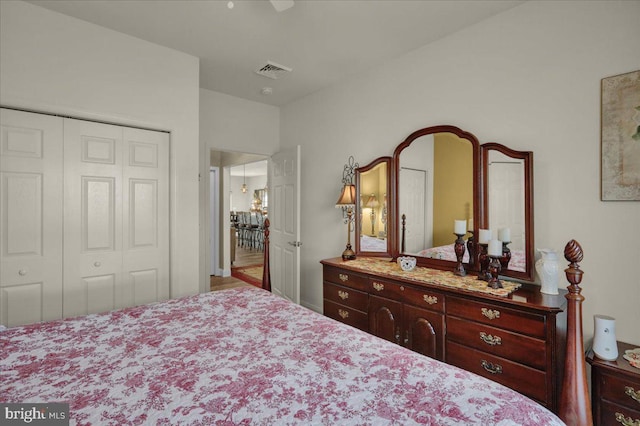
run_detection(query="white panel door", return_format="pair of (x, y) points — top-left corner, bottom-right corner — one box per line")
(269, 146), (300, 304)
(63, 119), (124, 317)
(399, 167), (429, 254)
(0, 108), (63, 327)
(64, 119), (169, 317)
(121, 127), (169, 306)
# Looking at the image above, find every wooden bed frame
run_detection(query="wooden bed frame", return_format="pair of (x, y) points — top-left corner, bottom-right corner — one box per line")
(260, 221), (591, 425)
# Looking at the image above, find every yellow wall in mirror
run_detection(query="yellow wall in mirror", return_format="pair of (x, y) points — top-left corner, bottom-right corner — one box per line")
(360, 162), (387, 238)
(433, 134), (473, 247)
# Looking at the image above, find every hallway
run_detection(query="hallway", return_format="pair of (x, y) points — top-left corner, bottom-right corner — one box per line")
(210, 244), (263, 291)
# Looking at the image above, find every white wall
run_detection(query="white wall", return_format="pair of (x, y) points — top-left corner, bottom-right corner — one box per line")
(200, 89), (279, 155)
(199, 88), (279, 285)
(281, 0), (640, 343)
(0, 1), (201, 297)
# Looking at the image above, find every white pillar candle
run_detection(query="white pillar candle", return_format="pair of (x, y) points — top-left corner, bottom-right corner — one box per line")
(478, 229), (491, 244)
(454, 220), (466, 235)
(498, 227), (511, 242)
(488, 239), (502, 257)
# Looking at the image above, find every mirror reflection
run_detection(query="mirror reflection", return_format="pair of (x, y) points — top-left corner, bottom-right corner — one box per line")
(398, 132), (474, 263)
(481, 142), (534, 280)
(356, 159), (390, 255)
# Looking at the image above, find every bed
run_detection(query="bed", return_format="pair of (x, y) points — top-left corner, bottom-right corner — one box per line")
(360, 234), (388, 252)
(1, 227), (591, 425)
(2, 285), (565, 425)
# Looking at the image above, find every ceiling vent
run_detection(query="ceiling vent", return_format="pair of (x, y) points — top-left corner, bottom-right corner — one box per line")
(255, 61), (292, 80)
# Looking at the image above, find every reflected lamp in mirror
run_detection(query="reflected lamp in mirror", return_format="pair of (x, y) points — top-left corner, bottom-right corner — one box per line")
(380, 193), (388, 238)
(355, 156), (392, 257)
(365, 194), (379, 236)
(336, 184), (357, 260)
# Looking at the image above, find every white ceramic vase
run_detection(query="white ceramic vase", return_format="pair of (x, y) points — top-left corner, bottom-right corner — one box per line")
(536, 248), (560, 295)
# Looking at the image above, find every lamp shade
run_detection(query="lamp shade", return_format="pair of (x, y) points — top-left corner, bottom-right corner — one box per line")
(336, 184), (356, 207)
(365, 194), (379, 208)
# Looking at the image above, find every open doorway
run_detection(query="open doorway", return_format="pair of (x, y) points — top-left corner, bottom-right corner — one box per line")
(208, 149), (268, 291)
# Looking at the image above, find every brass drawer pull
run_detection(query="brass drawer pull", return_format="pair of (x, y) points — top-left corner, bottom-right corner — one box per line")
(479, 332), (502, 346)
(338, 309), (349, 319)
(626, 386), (640, 403)
(373, 282), (384, 292)
(481, 360), (502, 375)
(339, 273), (349, 282)
(423, 295), (438, 305)
(481, 308), (501, 320)
(338, 290), (349, 300)
(615, 412), (640, 426)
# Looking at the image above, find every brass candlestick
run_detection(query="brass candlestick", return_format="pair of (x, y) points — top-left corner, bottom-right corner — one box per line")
(453, 233), (466, 276)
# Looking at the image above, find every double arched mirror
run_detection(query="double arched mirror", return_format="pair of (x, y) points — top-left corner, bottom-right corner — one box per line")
(355, 157), (392, 257)
(353, 125), (536, 282)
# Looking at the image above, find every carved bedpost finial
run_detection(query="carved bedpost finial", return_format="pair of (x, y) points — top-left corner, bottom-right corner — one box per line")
(262, 218), (271, 292)
(564, 239), (584, 290)
(559, 239), (592, 426)
(401, 214), (407, 254)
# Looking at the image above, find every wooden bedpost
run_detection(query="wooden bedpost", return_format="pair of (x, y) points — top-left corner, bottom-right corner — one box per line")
(261, 218), (272, 292)
(559, 240), (593, 426)
(401, 214), (406, 254)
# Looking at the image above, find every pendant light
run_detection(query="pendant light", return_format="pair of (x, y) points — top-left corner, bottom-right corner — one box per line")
(241, 164), (247, 193)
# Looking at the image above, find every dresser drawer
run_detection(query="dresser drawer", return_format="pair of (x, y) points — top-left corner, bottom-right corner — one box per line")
(446, 341), (548, 406)
(324, 299), (368, 331)
(323, 282), (368, 312)
(447, 297), (546, 338)
(369, 278), (444, 313)
(597, 370), (640, 411)
(324, 266), (368, 291)
(447, 316), (546, 370)
(598, 398), (640, 426)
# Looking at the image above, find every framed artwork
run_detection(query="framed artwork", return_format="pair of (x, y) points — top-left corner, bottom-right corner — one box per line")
(601, 70), (640, 201)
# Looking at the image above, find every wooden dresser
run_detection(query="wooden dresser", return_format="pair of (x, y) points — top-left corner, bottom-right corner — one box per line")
(321, 257), (568, 413)
(587, 341), (640, 426)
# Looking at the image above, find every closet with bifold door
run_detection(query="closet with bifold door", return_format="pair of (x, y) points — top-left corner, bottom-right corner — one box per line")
(0, 108), (170, 327)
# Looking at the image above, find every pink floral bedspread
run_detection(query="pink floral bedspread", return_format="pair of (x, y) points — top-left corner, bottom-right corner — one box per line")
(1, 287), (563, 425)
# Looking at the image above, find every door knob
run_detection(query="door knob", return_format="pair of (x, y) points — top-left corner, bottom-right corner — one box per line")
(288, 241), (302, 247)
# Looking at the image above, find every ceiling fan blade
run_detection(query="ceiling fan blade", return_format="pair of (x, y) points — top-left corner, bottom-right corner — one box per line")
(269, 0), (294, 12)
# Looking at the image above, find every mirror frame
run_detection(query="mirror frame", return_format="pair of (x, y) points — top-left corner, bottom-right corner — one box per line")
(355, 156), (393, 258)
(481, 142), (535, 281)
(391, 125), (482, 272)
